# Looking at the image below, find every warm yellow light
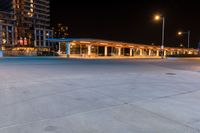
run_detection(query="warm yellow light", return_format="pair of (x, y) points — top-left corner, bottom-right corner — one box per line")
(2, 39), (6, 44)
(100, 43), (108, 45)
(71, 42), (76, 46)
(80, 41), (91, 44)
(154, 15), (161, 21)
(178, 31), (182, 35)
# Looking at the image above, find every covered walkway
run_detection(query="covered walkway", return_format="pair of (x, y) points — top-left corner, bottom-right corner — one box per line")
(46, 38), (199, 58)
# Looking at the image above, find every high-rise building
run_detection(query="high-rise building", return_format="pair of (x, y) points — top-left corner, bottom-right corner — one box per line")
(14, 0), (53, 47)
(0, 0), (53, 51)
(0, 0), (15, 52)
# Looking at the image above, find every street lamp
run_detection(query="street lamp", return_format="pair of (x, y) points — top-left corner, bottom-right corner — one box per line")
(0, 20), (3, 57)
(154, 14), (165, 59)
(177, 31), (191, 48)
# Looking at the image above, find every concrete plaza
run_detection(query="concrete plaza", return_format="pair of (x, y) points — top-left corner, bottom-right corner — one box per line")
(0, 57), (200, 133)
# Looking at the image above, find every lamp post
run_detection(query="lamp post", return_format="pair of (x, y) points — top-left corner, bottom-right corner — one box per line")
(0, 20), (3, 57)
(178, 31), (191, 48)
(154, 15), (165, 59)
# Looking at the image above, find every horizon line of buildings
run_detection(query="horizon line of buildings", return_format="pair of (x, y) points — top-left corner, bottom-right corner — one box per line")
(0, 0), (199, 57)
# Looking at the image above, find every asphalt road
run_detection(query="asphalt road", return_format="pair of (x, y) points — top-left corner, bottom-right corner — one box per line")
(0, 57), (200, 133)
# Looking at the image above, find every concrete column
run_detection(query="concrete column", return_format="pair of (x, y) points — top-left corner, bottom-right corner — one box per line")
(43, 30), (46, 47)
(39, 30), (41, 47)
(6, 26), (9, 46)
(12, 26), (14, 46)
(130, 48), (133, 56)
(177, 51), (179, 55)
(140, 49), (143, 56)
(164, 50), (167, 56)
(80, 44), (82, 55)
(156, 50), (159, 56)
(118, 47), (121, 56)
(104, 46), (107, 56)
(58, 42), (61, 55)
(34, 29), (37, 47)
(97, 46), (99, 56)
(66, 42), (70, 58)
(149, 49), (152, 56)
(88, 45), (91, 56)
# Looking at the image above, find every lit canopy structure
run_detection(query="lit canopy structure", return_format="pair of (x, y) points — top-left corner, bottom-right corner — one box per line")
(46, 38), (198, 58)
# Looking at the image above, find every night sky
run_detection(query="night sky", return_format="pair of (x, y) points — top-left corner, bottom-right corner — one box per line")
(50, 1), (200, 48)
(0, 0), (13, 11)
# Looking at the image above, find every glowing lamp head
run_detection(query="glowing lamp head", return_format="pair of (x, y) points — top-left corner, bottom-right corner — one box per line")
(178, 31), (182, 35)
(154, 15), (161, 21)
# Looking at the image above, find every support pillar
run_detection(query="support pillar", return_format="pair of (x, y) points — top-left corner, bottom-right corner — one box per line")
(34, 29), (37, 47)
(39, 30), (41, 47)
(130, 48), (133, 56)
(43, 30), (46, 47)
(170, 51), (173, 55)
(118, 47), (121, 56)
(140, 49), (143, 56)
(97, 46), (99, 56)
(88, 45), (91, 56)
(66, 42), (70, 58)
(80, 44), (82, 55)
(149, 49), (152, 56)
(12, 26), (14, 46)
(164, 50), (167, 57)
(6, 26), (9, 46)
(58, 42), (61, 55)
(104, 46), (107, 56)
(156, 50), (159, 56)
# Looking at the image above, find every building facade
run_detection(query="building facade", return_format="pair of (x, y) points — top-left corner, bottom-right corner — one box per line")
(0, 0), (52, 51)
(14, 0), (53, 47)
(0, 0), (15, 51)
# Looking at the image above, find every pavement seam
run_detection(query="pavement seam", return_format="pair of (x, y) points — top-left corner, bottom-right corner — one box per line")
(0, 103), (126, 131)
(88, 86), (200, 132)
(154, 89), (200, 100)
(128, 103), (200, 132)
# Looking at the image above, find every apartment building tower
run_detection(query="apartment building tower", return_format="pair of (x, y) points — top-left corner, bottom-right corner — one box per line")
(0, 0), (53, 50)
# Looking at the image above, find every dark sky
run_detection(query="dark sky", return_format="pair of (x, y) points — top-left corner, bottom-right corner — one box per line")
(0, 0), (13, 11)
(50, 1), (200, 48)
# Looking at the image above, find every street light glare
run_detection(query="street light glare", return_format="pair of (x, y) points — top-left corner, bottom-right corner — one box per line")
(177, 30), (190, 48)
(154, 15), (161, 21)
(178, 31), (182, 35)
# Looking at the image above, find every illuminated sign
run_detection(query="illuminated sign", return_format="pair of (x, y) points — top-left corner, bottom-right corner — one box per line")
(24, 38), (28, 45)
(18, 38), (28, 46)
